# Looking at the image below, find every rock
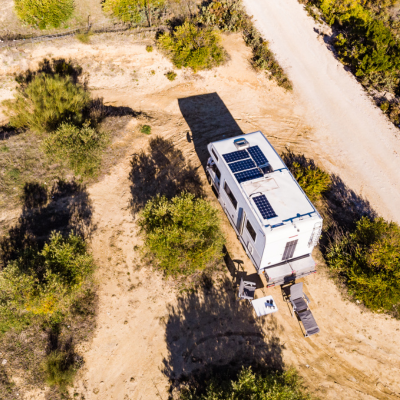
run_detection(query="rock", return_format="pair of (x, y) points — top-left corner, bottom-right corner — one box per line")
(2, 359), (7, 365)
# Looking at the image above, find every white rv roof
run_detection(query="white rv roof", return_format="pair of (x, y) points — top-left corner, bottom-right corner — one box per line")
(209, 131), (317, 227)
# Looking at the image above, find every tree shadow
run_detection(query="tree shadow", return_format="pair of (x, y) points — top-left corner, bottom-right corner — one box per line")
(0, 124), (22, 141)
(162, 279), (284, 393)
(178, 93), (243, 169)
(88, 97), (151, 127)
(129, 136), (204, 213)
(15, 58), (85, 88)
(0, 179), (94, 269)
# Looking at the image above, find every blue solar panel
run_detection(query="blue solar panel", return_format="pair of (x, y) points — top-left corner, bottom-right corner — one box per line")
(223, 150), (249, 163)
(234, 168), (263, 183)
(228, 159), (256, 173)
(247, 146), (268, 166)
(253, 195), (277, 219)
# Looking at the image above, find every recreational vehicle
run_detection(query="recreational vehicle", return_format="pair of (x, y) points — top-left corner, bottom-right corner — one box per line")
(206, 131), (323, 287)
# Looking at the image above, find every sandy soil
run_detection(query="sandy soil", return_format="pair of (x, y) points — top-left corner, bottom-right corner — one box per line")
(243, 0), (400, 225)
(1, 32), (400, 400)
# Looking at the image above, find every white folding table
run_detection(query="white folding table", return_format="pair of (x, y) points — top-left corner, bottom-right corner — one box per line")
(251, 295), (278, 317)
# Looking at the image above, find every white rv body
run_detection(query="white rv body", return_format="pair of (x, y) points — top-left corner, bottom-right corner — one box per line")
(206, 131), (323, 287)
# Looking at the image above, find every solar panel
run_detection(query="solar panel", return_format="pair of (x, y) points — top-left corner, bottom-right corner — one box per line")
(228, 158), (256, 173)
(247, 146), (268, 166)
(253, 195), (277, 219)
(234, 168), (263, 183)
(223, 150), (249, 163)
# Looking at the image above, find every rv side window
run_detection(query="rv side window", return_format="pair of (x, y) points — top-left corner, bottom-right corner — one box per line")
(212, 163), (221, 179)
(212, 148), (219, 162)
(224, 182), (237, 209)
(246, 220), (256, 242)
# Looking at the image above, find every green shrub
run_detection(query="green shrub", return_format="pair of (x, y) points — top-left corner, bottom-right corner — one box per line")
(102, 0), (165, 26)
(146, 45), (154, 52)
(182, 367), (314, 400)
(43, 121), (109, 177)
(138, 192), (225, 276)
(14, 0), (74, 29)
(198, 0), (247, 32)
(326, 217), (400, 313)
(165, 70), (177, 81)
(140, 124), (152, 134)
(282, 150), (331, 202)
(0, 231), (95, 332)
(290, 161), (331, 202)
(157, 22), (226, 72)
(3, 74), (90, 133)
(44, 350), (75, 389)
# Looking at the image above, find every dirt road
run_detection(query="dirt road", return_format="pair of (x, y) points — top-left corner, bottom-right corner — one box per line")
(243, 0), (400, 224)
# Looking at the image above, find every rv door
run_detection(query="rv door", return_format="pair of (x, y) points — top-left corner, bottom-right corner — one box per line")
(221, 181), (238, 227)
(206, 158), (221, 191)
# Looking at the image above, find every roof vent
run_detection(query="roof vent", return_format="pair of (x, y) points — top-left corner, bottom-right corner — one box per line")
(234, 138), (250, 150)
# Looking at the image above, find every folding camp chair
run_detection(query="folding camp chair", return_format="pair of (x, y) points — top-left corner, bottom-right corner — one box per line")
(289, 282), (320, 337)
(238, 278), (256, 302)
(289, 282), (310, 317)
(297, 309), (320, 337)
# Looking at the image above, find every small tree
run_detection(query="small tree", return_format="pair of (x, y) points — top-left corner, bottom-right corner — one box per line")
(102, 0), (165, 26)
(326, 217), (400, 313)
(157, 22), (226, 72)
(14, 0), (74, 29)
(43, 121), (109, 177)
(138, 192), (225, 276)
(3, 74), (90, 133)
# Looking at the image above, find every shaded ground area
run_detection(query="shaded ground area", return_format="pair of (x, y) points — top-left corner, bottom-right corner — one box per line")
(1, 179), (94, 268)
(129, 136), (204, 213)
(178, 93), (243, 169)
(163, 281), (284, 395)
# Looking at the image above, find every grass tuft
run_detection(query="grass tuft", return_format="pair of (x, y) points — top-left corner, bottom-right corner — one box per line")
(165, 70), (177, 81)
(140, 124), (152, 135)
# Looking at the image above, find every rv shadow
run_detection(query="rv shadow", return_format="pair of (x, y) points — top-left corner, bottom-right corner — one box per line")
(162, 278), (284, 392)
(178, 93), (243, 169)
(0, 179), (94, 269)
(223, 246), (264, 289)
(129, 136), (204, 213)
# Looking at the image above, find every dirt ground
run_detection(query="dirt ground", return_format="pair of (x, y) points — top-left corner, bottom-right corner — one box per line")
(1, 32), (400, 400)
